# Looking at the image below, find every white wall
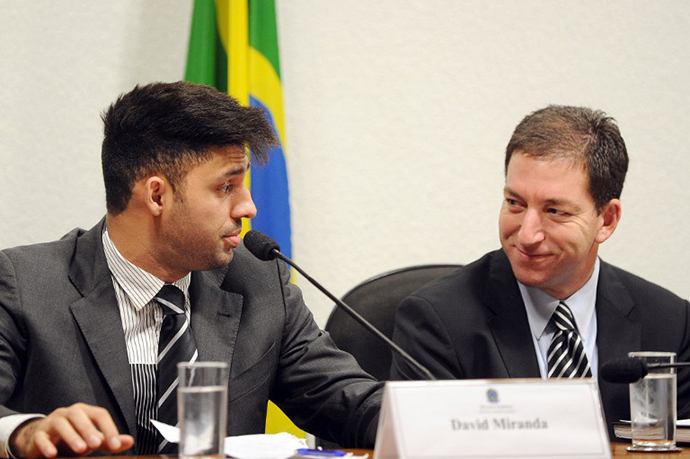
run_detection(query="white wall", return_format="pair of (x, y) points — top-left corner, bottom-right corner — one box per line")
(2, 1), (689, 327)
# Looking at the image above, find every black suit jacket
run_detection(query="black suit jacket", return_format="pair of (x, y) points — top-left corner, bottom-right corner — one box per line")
(391, 249), (690, 439)
(0, 221), (382, 453)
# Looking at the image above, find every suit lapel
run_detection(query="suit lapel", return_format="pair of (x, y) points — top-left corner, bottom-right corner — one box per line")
(189, 269), (243, 367)
(593, 261), (640, 432)
(595, 261), (640, 369)
(70, 284), (136, 437)
(486, 251), (542, 378)
(67, 220), (137, 438)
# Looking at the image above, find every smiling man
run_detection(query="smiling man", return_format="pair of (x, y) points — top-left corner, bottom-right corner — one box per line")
(391, 105), (690, 438)
(0, 82), (382, 458)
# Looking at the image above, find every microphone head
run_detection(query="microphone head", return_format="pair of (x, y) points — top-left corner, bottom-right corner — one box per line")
(244, 230), (281, 261)
(600, 358), (649, 384)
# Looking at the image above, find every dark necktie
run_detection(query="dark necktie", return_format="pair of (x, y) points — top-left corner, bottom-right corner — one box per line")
(155, 284), (198, 452)
(547, 301), (592, 378)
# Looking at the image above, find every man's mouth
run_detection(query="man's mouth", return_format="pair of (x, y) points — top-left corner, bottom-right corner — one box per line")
(515, 246), (551, 260)
(222, 230), (242, 248)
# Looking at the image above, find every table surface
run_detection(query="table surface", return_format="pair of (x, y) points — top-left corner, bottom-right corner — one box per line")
(356, 444), (690, 457)
(95, 443), (690, 458)
(340, 444), (690, 458)
(610, 442), (689, 457)
(351, 444), (690, 458)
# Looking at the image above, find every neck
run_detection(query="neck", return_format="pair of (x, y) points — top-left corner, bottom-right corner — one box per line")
(105, 213), (188, 283)
(545, 249), (599, 300)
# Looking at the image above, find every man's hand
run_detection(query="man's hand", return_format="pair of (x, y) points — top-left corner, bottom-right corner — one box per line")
(10, 403), (134, 458)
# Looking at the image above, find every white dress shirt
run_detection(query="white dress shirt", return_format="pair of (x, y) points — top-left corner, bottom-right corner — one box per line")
(520, 257), (600, 379)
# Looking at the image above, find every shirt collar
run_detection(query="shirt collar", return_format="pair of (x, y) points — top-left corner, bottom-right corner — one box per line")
(520, 257), (600, 340)
(102, 229), (191, 311)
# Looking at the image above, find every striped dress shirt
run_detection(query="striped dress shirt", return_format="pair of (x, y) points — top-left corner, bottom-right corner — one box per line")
(101, 230), (191, 454)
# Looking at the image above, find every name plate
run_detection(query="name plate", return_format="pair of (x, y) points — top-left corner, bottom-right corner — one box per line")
(374, 379), (610, 459)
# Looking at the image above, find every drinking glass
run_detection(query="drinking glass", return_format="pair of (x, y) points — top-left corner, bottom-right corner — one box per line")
(178, 362), (229, 459)
(627, 351), (679, 452)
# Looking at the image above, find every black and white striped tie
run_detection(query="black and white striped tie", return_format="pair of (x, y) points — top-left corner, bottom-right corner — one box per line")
(547, 301), (592, 378)
(155, 285), (198, 452)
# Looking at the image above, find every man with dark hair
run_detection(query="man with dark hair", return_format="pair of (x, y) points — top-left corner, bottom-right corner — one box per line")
(0, 81), (381, 458)
(391, 105), (690, 438)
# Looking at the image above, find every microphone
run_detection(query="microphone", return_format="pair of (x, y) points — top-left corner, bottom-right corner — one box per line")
(243, 230), (280, 262)
(600, 357), (690, 384)
(243, 230), (437, 381)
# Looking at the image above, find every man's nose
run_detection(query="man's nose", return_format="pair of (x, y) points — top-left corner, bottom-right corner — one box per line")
(234, 185), (257, 220)
(517, 209), (545, 246)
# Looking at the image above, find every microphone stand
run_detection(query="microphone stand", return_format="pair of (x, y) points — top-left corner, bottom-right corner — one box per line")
(271, 249), (437, 381)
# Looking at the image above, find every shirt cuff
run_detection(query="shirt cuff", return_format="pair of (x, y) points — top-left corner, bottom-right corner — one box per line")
(0, 414), (44, 458)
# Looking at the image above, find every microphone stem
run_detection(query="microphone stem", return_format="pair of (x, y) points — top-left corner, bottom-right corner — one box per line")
(272, 250), (437, 381)
(649, 362), (690, 370)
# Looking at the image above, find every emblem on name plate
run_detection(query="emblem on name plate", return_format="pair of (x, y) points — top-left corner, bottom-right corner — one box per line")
(487, 388), (499, 403)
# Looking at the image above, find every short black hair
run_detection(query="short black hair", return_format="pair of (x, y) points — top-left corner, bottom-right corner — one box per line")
(505, 105), (629, 212)
(101, 81), (277, 214)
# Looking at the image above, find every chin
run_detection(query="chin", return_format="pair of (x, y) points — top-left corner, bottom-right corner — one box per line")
(512, 270), (550, 289)
(195, 252), (234, 272)
(215, 251), (234, 267)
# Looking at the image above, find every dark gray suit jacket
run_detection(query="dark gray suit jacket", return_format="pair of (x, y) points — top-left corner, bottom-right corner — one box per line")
(0, 221), (382, 453)
(391, 249), (690, 439)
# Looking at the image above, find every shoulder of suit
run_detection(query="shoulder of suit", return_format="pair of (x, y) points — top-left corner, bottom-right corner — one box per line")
(1, 226), (87, 263)
(404, 249), (502, 301)
(600, 259), (688, 305)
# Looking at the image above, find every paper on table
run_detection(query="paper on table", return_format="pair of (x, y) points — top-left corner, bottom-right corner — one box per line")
(151, 420), (306, 459)
(151, 420), (180, 443)
(225, 433), (306, 459)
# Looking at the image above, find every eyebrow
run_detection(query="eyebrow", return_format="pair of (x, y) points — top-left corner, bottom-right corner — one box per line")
(220, 163), (250, 179)
(503, 186), (521, 198)
(504, 187), (579, 209)
(545, 198), (573, 208)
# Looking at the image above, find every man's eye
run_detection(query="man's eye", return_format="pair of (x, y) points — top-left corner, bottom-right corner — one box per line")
(547, 208), (568, 216)
(506, 198), (522, 207)
(220, 184), (233, 193)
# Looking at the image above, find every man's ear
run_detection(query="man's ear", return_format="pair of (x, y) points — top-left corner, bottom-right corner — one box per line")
(595, 198), (622, 244)
(142, 175), (169, 216)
